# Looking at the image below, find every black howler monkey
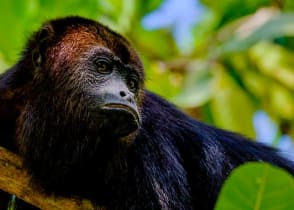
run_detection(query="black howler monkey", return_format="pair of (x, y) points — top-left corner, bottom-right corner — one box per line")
(0, 16), (293, 210)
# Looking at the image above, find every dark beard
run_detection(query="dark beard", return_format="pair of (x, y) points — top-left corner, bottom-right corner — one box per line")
(19, 114), (135, 201)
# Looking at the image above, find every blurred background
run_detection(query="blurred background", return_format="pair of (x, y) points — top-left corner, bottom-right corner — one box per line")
(0, 0), (293, 159)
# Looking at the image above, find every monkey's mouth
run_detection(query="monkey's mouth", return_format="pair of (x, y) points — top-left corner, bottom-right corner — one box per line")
(101, 103), (140, 136)
(102, 103), (140, 122)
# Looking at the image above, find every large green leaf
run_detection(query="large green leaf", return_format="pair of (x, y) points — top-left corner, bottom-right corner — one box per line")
(215, 163), (294, 210)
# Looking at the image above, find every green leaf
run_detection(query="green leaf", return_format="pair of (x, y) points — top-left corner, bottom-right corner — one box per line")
(137, 0), (163, 15)
(131, 25), (176, 58)
(249, 42), (294, 90)
(268, 84), (294, 120)
(215, 163), (294, 210)
(173, 62), (214, 107)
(221, 13), (294, 54)
(210, 68), (256, 138)
(144, 60), (181, 99)
(201, 0), (271, 27)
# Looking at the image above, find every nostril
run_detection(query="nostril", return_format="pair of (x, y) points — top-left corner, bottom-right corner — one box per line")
(119, 91), (134, 103)
(120, 91), (126, 97)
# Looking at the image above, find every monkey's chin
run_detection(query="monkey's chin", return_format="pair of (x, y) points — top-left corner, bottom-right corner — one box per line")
(101, 104), (140, 138)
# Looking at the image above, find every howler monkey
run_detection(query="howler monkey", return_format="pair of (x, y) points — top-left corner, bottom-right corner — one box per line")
(0, 17), (293, 210)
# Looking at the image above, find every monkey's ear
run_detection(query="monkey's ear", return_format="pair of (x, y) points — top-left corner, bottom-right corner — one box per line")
(32, 23), (54, 68)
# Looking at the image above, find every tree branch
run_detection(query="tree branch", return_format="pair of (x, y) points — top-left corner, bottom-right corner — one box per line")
(0, 146), (103, 210)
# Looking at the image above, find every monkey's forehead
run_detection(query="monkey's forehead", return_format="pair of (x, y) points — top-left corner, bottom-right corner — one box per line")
(47, 24), (142, 69)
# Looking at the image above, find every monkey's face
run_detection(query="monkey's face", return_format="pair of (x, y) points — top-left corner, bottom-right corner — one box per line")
(24, 18), (144, 141)
(75, 46), (142, 138)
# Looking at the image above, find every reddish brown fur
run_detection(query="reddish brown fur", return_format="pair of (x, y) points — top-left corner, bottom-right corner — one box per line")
(43, 24), (143, 80)
(46, 27), (99, 74)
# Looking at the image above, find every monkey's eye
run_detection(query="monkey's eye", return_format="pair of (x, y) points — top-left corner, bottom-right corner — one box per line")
(127, 78), (138, 92)
(96, 59), (112, 74)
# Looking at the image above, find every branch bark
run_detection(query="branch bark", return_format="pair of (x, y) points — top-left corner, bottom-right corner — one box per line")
(0, 146), (103, 210)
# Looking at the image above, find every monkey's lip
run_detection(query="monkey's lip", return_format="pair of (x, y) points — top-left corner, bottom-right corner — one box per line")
(102, 103), (140, 124)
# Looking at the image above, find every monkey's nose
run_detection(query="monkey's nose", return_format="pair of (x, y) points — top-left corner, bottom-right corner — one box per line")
(119, 90), (134, 103)
(120, 90), (127, 97)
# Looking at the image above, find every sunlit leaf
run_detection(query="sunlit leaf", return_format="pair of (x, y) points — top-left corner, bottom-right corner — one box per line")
(173, 61), (214, 107)
(137, 0), (163, 14)
(210, 68), (256, 138)
(215, 163), (294, 210)
(249, 42), (294, 90)
(242, 71), (269, 99)
(144, 61), (182, 99)
(268, 84), (294, 120)
(0, 52), (9, 73)
(221, 13), (294, 53)
(131, 25), (176, 58)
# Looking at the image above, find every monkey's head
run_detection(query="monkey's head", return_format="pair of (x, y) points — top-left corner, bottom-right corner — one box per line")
(42, 17), (143, 134)
(9, 17), (145, 191)
(18, 16), (144, 141)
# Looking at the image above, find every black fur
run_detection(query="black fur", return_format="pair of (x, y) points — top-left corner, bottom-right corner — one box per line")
(134, 92), (294, 209)
(0, 17), (293, 210)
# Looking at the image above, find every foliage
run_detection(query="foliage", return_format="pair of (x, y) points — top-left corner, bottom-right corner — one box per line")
(215, 163), (294, 210)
